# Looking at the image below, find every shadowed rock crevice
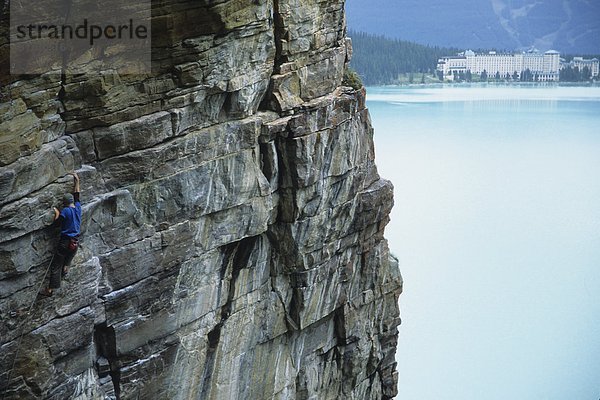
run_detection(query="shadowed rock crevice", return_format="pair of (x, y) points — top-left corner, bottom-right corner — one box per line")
(221, 235), (260, 321)
(287, 288), (303, 332)
(271, 0), (286, 73)
(199, 325), (220, 400)
(200, 235), (261, 398)
(94, 323), (120, 399)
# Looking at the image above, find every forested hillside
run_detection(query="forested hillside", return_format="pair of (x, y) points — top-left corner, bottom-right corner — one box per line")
(348, 30), (459, 85)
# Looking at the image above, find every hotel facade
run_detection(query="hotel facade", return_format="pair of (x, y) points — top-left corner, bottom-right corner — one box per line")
(437, 50), (561, 81)
(564, 57), (600, 78)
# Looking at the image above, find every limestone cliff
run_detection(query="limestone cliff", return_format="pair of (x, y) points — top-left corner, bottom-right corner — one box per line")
(0, 1), (402, 399)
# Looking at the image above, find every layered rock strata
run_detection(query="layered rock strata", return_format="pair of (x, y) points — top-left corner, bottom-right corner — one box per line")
(0, 1), (402, 399)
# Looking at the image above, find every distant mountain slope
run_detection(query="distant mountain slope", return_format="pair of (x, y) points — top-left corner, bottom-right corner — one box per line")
(345, 0), (600, 54)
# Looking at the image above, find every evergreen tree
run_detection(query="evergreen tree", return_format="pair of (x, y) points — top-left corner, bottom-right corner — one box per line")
(521, 69), (533, 82)
(582, 66), (591, 81)
(480, 70), (488, 81)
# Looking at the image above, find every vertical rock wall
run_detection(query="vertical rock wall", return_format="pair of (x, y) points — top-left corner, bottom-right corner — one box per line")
(0, 1), (402, 399)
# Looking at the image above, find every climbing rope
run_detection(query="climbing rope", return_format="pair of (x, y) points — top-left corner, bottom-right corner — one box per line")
(2, 255), (54, 400)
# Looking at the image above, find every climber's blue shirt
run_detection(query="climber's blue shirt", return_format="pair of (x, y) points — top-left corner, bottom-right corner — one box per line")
(59, 192), (81, 238)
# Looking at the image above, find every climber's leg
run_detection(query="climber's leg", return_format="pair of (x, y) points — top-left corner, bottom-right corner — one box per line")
(49, 238), (69, 289)
(62, 241), (77, 276)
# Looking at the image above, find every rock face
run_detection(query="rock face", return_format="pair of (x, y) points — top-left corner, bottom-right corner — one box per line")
(0, 1), (402, 399)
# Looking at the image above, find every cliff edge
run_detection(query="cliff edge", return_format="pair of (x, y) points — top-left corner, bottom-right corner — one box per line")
(0, 1), (402, 398)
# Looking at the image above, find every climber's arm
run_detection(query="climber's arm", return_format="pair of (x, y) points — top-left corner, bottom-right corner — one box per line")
(70, 172), (80, 195)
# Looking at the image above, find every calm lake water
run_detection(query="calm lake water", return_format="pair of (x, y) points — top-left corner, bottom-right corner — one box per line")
(367, 84), (600, 400)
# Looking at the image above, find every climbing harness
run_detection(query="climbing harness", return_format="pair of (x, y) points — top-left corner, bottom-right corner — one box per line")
(2, 255), (54, 400)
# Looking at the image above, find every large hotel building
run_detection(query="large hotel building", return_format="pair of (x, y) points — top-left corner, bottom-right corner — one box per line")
(567, 56), (600, 78)
(437, 50), (561, 81)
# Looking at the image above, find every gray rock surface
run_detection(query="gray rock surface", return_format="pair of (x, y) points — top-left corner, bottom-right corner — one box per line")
(0, 0), (402, 399)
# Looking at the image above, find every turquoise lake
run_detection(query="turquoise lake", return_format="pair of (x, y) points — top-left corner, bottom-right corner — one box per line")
(366, 84), (600, 400)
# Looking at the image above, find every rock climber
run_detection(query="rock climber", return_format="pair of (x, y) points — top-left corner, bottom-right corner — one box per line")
(39, 172), (82, 297)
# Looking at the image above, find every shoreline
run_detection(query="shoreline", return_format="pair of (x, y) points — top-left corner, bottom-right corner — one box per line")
(366, 81), (600, 89)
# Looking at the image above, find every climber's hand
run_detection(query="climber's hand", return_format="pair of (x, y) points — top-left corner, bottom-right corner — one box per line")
(69, 172), (81, 193)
